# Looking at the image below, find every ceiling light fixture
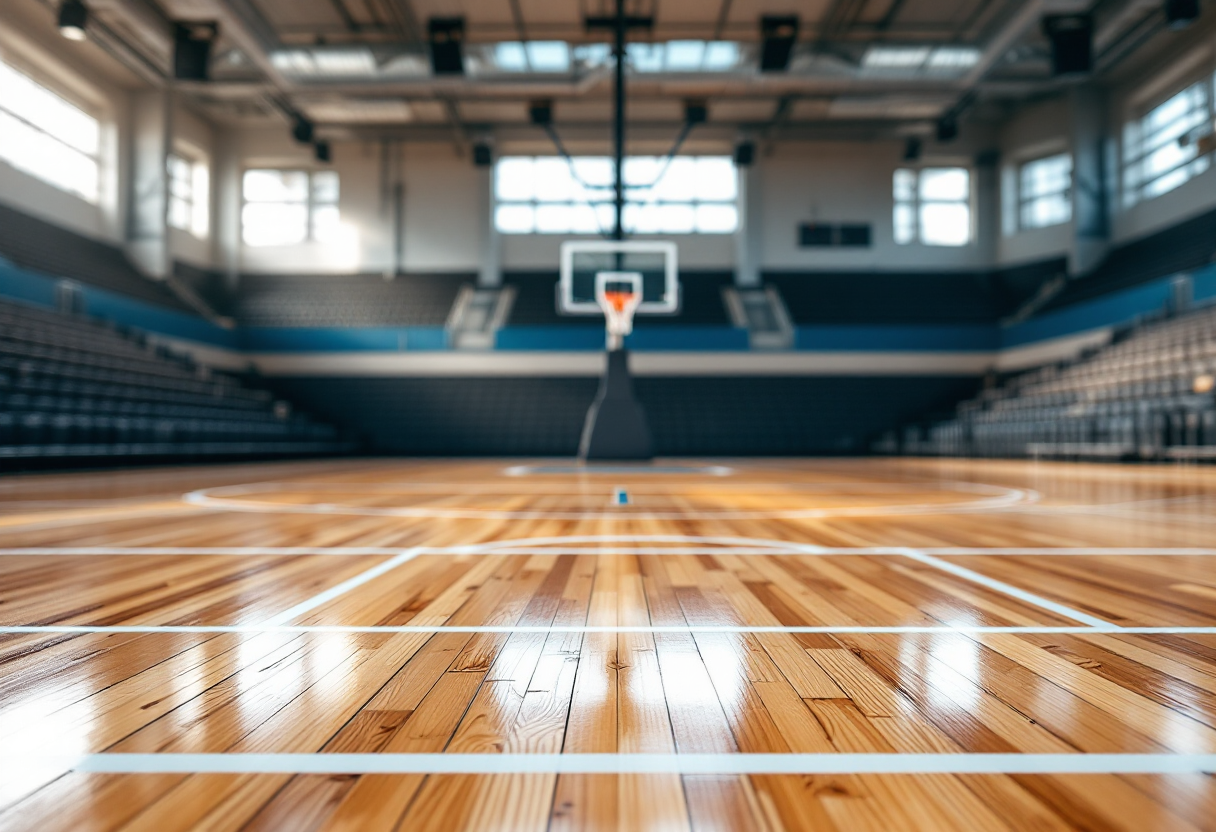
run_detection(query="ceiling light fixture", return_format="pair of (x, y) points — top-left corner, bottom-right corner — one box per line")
(58, 0), (88, 41)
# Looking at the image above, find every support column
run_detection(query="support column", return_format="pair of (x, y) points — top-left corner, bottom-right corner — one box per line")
(477, 164), (501, 287)
(214, 120), (242, 291)
(976, 149), (1001, 267)
(735, 159), (762, 287)
(1070, 85), (1110, 275)
(127, 90), (173, 278)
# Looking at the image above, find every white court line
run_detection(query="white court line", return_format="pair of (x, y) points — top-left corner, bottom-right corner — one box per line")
(504, 464), (735, 476)
(0, 536), (1201, 634)
(5, 543), (1215, 557)
(0, 547), (418, 556)
(10, 625), (1214, 635)
(260, 548), (423, 627)
(0, 534), (826, 557)
(920, 548), (1216, 556)
(4, 546), (1216, 556)
(899, 548), (1119, 629)
(182, 481), (1036, 520)
(24, 752), (1216, 775)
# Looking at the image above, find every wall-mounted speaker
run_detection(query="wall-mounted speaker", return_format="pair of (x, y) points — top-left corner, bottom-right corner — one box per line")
(936, 116), (958, 143)
(428, 17), (465, 75)
(684, 100), (708, 125)
(759, 15), (799, 72)
(291, 115), (314, 144)
(1042, 14), (1093, 76)
(734, 141), (756, 167)
(174, 22), (216, 81)
(529, 100), (553, 126)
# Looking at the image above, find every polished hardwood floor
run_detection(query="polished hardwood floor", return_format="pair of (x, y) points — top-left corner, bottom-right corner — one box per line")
(2, 458), (1216, 830)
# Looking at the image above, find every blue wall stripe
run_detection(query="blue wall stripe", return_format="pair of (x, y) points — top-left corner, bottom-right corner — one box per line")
(240, 327), (448, 352)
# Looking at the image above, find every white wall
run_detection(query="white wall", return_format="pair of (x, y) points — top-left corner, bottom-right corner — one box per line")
(400, 144), (483, 272)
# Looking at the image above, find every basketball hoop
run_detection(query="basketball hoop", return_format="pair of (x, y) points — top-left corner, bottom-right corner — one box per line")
(595, 271), (643, 350)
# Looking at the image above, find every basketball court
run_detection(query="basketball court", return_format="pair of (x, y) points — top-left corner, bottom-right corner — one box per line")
(5, 0), (1216, 828)
(2, 458), (1216, 830)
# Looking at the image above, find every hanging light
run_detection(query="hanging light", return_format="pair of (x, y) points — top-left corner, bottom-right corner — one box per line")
(58, 0), (89, 41)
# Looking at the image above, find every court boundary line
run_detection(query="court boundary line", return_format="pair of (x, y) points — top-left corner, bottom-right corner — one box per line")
(7, 625), (1212, 634)
(260, 547), (423, 627)
(900, 548), (1118, 629)
(20, 752), (1216, 776)
(4, 546), (1215, 556)
(180, 480), (1038, 520)
(0, 535), (1190, 631)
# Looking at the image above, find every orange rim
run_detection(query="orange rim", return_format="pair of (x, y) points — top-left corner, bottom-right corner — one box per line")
(603, 290), (636, 313)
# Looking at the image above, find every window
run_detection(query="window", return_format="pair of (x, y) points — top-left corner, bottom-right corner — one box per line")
(494, 155), (738, 235)
(1018, 153), (1072, 229)
(168, 154), (209, 238)
(1123, 78), (1215, 206)
(0, 59), (100, 203)
(893, 167), (971, 246)
(241, 169), (339, 247)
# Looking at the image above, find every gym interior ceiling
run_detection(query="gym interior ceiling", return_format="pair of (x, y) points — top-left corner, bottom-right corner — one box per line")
(16, 0), (1207, 152)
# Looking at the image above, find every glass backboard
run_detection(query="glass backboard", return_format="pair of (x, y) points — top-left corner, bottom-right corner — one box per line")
(558, 240), (679, 316)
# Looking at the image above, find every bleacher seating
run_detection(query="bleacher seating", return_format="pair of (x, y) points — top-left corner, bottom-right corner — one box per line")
(0, 297), (354, 463)
(896, 302), (1216, 461)
(0, 204), (192, 312)
(229, 273), (467, 327)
